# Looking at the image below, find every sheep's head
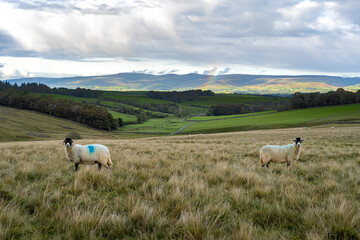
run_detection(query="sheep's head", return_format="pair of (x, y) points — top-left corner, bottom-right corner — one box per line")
(293, 137), (304, 147)
(63, 138), (73, 148)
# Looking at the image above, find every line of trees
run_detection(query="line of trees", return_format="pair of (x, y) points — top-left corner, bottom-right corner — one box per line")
(209, 103), (251, 115)
(290, 88), (360, 109)
(102, 96), (179, 114)
(0, 82), (102, 98)
(0, 89), (116, 131)
(147, 89), (215, 102)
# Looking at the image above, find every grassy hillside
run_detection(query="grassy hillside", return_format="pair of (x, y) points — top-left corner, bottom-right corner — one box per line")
(119, 117), (189, 134)
(189, 110), (276, 121)
(0, 106), (152, 141)
(0, 127), (359, 239)
(181, 94), (290, 108)
(183, 104), (360, 133)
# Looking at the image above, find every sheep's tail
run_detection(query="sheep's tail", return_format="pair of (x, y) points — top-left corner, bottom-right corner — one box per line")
(107, 153), (113, 168)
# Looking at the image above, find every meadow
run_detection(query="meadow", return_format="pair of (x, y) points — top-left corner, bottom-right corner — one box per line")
(181, 94), (290, 108)
(0, 106), (154, 141)
(0, 126), (359, 239)
(184, 104), (360, 133)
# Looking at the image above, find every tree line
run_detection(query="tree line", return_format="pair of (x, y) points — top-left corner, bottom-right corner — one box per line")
(290, 88), (360, 109)
(0, 87), (116, 131)
(102, 96), (179, 114)
(209, 103), (251, 115)
(0, 82), (102, 98)
(147, 89), (215, 103)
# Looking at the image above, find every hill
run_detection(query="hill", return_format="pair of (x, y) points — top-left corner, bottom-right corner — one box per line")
(5, 73), (360, 94)
(183, 104), (360, 133)
(0, 126), (359, 239)
(0, 106), (151, 141)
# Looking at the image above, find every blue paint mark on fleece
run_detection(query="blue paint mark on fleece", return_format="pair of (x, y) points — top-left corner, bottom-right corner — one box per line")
(88, 145), (95, 153)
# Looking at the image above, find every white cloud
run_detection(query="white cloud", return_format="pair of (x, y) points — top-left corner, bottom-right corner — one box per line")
(0, 1), (179, 57)
(0, 63), (32, 79)
(0, 0), (359, 77)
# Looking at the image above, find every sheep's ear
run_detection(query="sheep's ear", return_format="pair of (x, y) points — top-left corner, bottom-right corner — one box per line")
(301, 139), (305, 142)
(292, 139), (296, 142)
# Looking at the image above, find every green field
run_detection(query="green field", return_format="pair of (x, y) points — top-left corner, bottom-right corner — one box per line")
(183, 104), (360, 133)
(189, 110), (276, 121)
(119, 117), (189, 133)
(107, 110), (137, 122)
(181, 94), (290, 108)
(33, 93), (97, 103)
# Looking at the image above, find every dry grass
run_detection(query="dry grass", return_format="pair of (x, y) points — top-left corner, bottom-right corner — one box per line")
(0, 126), (359, 239)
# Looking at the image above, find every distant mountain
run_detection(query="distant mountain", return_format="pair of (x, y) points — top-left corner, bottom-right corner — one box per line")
(4, 73), (360, 94)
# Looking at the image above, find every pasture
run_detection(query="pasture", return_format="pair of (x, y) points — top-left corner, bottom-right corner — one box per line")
(0, 126), (359, 239)
(0, 106), (154, 141)
(184, 104), (360, 133)
(181, 94), (290, 108)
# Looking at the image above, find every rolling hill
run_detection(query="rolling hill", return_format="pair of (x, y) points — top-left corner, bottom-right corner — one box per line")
(0, 106), (152, 141)
(183, 104), (360, 133)
(5, 73), (360, 94)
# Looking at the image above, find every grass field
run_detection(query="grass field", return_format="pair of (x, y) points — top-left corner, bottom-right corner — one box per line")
(181, 94), (290, 108)
(119, 117), (189, 134)
(107, 110), (137, 122)
(0, 106), (155, 141)
(189, 110), (276, 121)
(33, 93), (97, 104)
(183, 104), (360, 133)
(0, 126), (359, 239)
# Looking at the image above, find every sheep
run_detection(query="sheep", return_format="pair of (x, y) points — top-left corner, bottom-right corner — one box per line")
(260, 137), (304, 168)
(63, 138), (113, 171)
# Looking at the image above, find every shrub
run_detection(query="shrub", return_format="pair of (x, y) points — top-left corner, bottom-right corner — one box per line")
(66, 132), (82, 140)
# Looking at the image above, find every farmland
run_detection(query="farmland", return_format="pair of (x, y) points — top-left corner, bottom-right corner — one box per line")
(181, 94), (290, 108)
(0, 126), (359, 239)
(184, 104), (360, 133)
(27, 91), (291, 133)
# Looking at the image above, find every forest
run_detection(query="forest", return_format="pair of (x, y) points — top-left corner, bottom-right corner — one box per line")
(147, 89), (215, 102)
(290, 88), (360, 109)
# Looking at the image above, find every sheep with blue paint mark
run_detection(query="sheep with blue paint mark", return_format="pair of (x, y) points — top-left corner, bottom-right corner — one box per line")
(260, 137), (304, 168)
(63, 138), (113, 171)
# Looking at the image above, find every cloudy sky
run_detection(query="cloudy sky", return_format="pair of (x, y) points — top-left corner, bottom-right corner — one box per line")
(0, 0), (359, 79)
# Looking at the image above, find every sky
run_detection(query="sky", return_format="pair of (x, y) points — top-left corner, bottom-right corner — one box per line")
(0, 0), (359, 80)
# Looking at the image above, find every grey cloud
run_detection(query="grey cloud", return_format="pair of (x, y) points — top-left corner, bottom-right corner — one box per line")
(219, 67), (231, 75)
(0, 0), (360, 74)
(203, 67), (217, 75)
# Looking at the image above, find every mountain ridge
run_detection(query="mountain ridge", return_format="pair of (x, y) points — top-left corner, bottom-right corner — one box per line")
(3, 72), (360, 94)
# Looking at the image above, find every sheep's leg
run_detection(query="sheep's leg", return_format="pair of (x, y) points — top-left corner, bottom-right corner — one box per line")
(266, 161), (271, 168)
(97, 163), (102, 171)
(287, 161), (292, 168)
(74, 162), (79, 171)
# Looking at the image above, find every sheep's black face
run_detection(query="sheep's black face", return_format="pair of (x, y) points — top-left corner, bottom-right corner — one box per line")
(293, 137), (304, 147)
(63, 138), (73, 148)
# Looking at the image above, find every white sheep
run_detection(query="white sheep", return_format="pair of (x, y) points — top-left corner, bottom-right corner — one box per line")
(260, 137), (304, 168)
(63, 138), (113, 171)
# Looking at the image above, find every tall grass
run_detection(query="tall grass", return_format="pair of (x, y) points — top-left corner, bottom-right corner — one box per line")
(0, 127), (359, 239)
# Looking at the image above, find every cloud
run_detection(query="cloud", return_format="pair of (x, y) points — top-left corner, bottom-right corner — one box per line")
(219, 67), (231, 75)
(0, 0), (359, 75)
(203, 67), (218, 75)
(0, 63), (32, 79)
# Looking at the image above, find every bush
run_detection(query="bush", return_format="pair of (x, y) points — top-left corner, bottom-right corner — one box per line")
(66, 132), (82, 139)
